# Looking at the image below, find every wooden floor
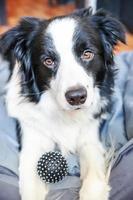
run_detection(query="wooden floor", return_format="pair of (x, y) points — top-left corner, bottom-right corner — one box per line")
(0, 0), (133, 51)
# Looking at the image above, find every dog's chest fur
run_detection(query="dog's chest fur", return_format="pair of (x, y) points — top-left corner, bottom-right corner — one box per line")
(21, 103), (99, 156)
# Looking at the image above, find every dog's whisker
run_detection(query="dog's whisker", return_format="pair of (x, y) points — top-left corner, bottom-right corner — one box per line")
(22, 91), (45, 96)
(97, 84), (114, 91)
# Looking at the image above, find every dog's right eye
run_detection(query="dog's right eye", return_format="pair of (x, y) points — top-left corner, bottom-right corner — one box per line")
(43, 58), (55, 69)
(81, 50), (94, 61)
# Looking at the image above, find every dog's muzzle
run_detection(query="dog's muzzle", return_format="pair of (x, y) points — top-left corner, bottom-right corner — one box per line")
(65, 86), (87, 106)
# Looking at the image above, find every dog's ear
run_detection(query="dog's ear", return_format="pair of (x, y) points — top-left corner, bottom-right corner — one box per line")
(72, 7), (93, 18)
(91, 9), (126, 65)
(0, 17), (44, 101)
(0, 17), (42, 65)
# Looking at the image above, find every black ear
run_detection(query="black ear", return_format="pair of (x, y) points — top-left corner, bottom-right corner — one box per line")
(72, 7), (93, 18)
(0, 17), (42, 64)
(0, 17), (44, 101)
(91, 9), (126, 65)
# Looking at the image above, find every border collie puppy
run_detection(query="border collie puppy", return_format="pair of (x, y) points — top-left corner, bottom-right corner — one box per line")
(0, 8), (125, 200)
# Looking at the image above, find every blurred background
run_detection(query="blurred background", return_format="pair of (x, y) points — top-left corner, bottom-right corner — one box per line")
(0, 0), (133, 52)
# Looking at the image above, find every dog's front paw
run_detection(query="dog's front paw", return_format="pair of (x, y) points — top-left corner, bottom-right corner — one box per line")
(80, 180), (110, 200)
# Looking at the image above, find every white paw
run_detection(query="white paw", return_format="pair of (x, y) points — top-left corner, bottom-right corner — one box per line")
(80, 181), (110, 200)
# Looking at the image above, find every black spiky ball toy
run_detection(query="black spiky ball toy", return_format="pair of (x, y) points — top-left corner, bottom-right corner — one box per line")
(37, 151), (68, 183)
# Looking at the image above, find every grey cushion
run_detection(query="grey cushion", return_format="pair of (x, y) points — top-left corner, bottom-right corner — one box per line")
(0, 166), (20, 200)
(110, 139), (133, 200)
(123, 53), (133, 140)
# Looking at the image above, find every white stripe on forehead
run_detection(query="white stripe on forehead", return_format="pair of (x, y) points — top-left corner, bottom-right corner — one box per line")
(46, 18), (77, 54)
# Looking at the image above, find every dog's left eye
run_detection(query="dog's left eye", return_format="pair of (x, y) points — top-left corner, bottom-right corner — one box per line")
(43, 58), (55, 69)
(81, 50), (94, 61)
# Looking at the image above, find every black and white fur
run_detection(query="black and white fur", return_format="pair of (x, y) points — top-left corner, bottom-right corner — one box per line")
(0, 8), (125, 200)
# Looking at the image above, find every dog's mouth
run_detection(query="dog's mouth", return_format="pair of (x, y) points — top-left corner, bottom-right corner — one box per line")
(65, 104), (87, 112)
(75, 107), (81, 110)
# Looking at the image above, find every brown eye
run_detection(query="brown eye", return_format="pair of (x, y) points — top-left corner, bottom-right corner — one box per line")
(82, 50), (94, 61)
(44, 58), (54, 68)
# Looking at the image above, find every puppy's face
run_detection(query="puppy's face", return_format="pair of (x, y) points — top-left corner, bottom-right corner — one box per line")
(1, 9), (125, 113)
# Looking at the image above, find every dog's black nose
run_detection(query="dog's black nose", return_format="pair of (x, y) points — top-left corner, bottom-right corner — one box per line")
(65, 87), (87, 106)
